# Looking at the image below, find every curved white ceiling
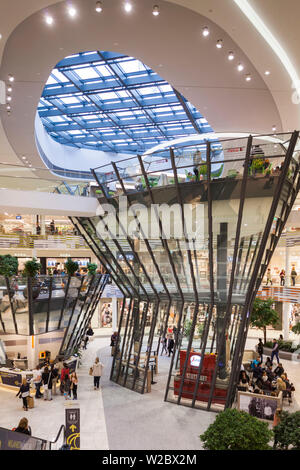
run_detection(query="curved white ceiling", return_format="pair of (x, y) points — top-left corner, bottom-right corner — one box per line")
(0, 0), (298, 173)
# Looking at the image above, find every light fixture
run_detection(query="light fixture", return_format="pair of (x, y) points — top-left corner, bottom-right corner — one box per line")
(22, 156), (26, 160)
(272, 125), (277, 132)
(0, 34), (2, 40)
(124, 2), (132, 13)
(6, 96), (12, 102)
(245, 74), (252, 81)
(237, 63), (244, 71)
(7, 86), (12, 93)
(95, 1), (102, 12)
(45, 15), (54, 25)
(68, 6), (77, 17)
(265, 70), (270, 75)
(202, 26), (210, 37)
(152, 5), (160, 16)
(8, 74), (14, 82)
(216, 39), (223, 49)
(6, 105), (11, 111)
(228, 51), (235, 61)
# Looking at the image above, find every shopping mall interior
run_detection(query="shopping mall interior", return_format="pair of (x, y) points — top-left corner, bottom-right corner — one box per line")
(0, 0), (300, 453)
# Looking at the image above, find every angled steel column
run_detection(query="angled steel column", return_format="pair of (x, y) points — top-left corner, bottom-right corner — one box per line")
(123, 297), (141, 388)
(206, 135), (252, 410)
(5, 277), (18, 334)
(111, 161), (171, 302)
(132, 300), (150, 391)
(45, 277), (53, 333)
(72, 217), (130, 298)
(110, 296), (130, 381)
(141, 301), (160, 393)
(91, 168), (153, 300)
(58, 276), (71, 330)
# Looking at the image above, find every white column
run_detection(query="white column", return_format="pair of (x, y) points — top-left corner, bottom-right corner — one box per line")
(26, 335), (36, 369)
(112, 297), (118, 331)
(282, 302), (290, 341)
(285, 243), (290, 287)
(40, 215), (46, 235)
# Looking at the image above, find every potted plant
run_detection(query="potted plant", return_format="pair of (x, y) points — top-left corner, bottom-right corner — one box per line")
(23, 258), (42, 299)
(65, 258), (79, 277)
(87, 263), (97, 276)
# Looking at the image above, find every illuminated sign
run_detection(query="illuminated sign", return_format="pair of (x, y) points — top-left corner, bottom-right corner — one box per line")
(190, 355), (201, 367)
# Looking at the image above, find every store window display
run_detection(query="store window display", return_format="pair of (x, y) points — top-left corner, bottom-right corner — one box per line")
(101, 303), (112, 328)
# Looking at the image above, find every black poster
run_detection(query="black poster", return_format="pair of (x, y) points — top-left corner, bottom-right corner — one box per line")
(0, 371), (22, 387)
(65, 407), (80, 450)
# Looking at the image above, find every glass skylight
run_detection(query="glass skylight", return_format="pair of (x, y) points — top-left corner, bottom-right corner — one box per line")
(38, 50), (213, 153)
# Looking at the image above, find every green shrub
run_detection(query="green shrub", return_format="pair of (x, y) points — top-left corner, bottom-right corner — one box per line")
(200, 408), (273, 450)
(23, 258), (41, 278)
(87, 263), (97, 275)
(273, 411), (300, 450)
(0, 255), (18, 277)
(250, 298), (279, 344)
(65, 258), (79, 276)
(292, 323), (300, 335)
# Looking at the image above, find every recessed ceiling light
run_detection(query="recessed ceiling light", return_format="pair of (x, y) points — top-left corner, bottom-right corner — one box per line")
(272, 125), (277, 132)
(202, 26), (210, 37)
(8, 74), (14, 82)
(6, 105), (11, 111)
(152, 5), (160, 16)
(0, 34), (2, 40)
(95, 1), (103, 12)
(22, 156), (26, 160)
(237, 63), (244, 71)
(124, 2), (132, 13)
(68, 6), (77, 17)
(45, 15), (54, 25)
(7, 86), (12, 93)
(245, 74), (252, 81)
(216, 39), (223, 49)
(6, 96), (12, 102)
(265, 70), (271, 75)
(228, 51), (235, 61)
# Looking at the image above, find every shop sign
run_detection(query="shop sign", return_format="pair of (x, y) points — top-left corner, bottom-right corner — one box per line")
(0, 370), (22, 387)
(190, 355), (201, 367)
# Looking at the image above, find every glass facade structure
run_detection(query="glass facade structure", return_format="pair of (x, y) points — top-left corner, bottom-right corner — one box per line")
(74, 131), (300, 410)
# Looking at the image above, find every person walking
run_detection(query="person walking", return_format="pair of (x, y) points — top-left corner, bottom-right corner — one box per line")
(51, 364), (59, 396)
(32, 364), (43, 399)
(161, 337), (168, 355)
(60, 362), (70, 395)
(167, 336), (175, 357)
(266, 268), (273, 286)
(257, 339), (264, 363)
(271, 338), (280, 365)
(291, 267), (297, 286)
(63, 374), (71, 400)
(42, 366), (53, 401)
(16, 378), (30, 411)
(70, 372), (78, 400)
(279, 269), (285, 286)
(91, 357), (104, 390)
(13, 417), (31, 435)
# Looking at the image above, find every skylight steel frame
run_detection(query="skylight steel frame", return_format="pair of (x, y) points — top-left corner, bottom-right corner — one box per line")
(38, 51), (212, 154)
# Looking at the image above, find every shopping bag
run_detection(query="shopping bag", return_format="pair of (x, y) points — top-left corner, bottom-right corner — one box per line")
(27, 396), (34, 409)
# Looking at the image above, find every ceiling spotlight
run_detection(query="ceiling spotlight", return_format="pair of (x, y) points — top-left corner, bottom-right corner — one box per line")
(216, 39), (223, 49)
(265, 70), (271, 75)
(95, 1), (103, 12)
(237, 63), (244, 72)
(152, 5), (160, 16)
(68, 6), (77, 17)
(202, 26), (210, 37)
(6, 105), (11, 111)
(22, 156), (26, 160)
(8, 74), (14, 82)
(272, 125), (277, 132)
(245, 74), (252, 81)
(228, 51), (235, 61)
(6, 96), (12, 102)
(124, 2), (132, 13)
(45, 15), (54, 25)
(0, 34), (2, 40)
(7, 86), (12, 93)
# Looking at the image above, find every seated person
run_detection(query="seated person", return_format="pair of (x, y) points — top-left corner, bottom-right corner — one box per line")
(266, 365), (275, 382)
(276, 377), (286, 394)
(265, 357), (272, 368)
(250, 357), (260, 369)
(274, 363), (284, 377)
(258, 371), (272, 391)
(238, 371), (250, 391)
(281, 374), (294, 402)
(238, 370), (249, 382)
(252, 362), (263, 380)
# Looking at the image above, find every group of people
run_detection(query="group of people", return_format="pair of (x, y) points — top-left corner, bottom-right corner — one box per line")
(16, 361), (79, 411)
(265, 267), (298, 286)
(238, 338), (295, 403)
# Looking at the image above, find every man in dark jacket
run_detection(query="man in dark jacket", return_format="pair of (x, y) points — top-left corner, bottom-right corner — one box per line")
(257, 339), (264, 363)
(271, 338), (280, 365)
(167, 337), (175, 357)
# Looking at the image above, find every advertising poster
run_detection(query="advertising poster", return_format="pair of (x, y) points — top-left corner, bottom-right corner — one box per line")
(0, 370), (22, 387)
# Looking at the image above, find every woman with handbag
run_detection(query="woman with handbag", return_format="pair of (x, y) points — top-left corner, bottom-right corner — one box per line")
(91, 357), (104, 390)
(42, 366), (53, 401)
(70, 372), (78, 400)
(16, 378), (30, 411)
